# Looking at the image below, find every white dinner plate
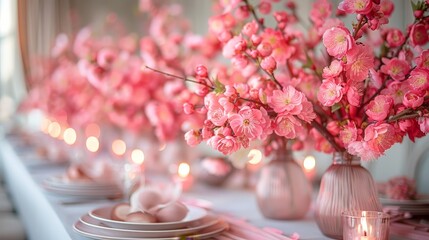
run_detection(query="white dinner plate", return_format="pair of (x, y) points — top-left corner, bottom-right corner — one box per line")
(380, 195), (429, 206)
(89, 205), (207, 230)
(73, 219), (228, 240)
(45, 175), (115, 188)
(43, 184), (122, 198)
(79, 214), (219, 238)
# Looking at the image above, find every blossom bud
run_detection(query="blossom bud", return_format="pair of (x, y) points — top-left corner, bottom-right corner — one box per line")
(260, 56), (277, 73)
(258, 2), (272, 14)
(274, 11), (288, 23)
(251, 35), (262, 46)
(277, 22), (286, 30)
(356, 14), (363, 21)
(196, 86), (209, 96)
(184, 130), (202, 147)
(249, 50), (259, 59)
(257, 42), (273, 57)
(219, 31), (232, 43)
(183, 103), (195, 114)
(286, 1), (296, 9)
(234, 40), (247, 53)
(236, 6), (250, 20)
(414, 10), (423, 19)
(195, 64), (208, 78)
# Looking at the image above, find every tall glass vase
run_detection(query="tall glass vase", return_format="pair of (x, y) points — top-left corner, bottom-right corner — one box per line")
(256, 149), (312, 220)
(315, 152), (382, 239)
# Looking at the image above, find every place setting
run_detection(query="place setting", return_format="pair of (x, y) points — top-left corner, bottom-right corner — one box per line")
(73, 180), (229, 240)
(42, 160), (123, 198)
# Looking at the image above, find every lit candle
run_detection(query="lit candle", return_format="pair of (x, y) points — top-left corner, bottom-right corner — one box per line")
(86, 136), (100, 153)
(123, 148), (145, 195)
(303, 155), (316, 182)
(48, 121), (62, 139)
(342, 211), (390, 240)
(112, 139), (127, 158)
(63, 128), (77, 145)
(131, 148), (145, 174)
(174, 162), (193, 191)
(247, 149), (263, 172)
(359, 212), (376, 240)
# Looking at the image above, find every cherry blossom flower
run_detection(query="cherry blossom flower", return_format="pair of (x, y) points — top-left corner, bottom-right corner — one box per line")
(323, 27), (354, 58)
(410, 23), (429, 46)
(229, 107), (265, 139)
(345, 44), (374, 82)
(403, 91), (424, 109)
(317, 79), (344, 107)
(185, 129), (202, 146)
(415, 50), (429, 70)
(338, 0), (373, 15)
(380, 58), (410, 81)
(407, 68), (429, 91)
(268, 86), (303, 114)
(386, 29), (405, 48)
(366, 95), (393, 121)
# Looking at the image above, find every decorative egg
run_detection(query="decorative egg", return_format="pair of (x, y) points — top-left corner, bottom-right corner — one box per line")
(155, 201), (188, 222)
(124, 212), (157, 223)
(111, 203), (131, 221)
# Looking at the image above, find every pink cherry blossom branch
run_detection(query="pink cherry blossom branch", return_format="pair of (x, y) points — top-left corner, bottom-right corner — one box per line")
(352, 16), (367, 39)
(387, 108), (423, 123)
(243, 0), (265, 31)
(145, 66), (215, 90)
(147, 65), (268, 107)
(308, 119), (344, 152)
(243, 52), (283, 89)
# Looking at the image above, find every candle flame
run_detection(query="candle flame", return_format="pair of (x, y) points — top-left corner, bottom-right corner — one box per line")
(178, 162), (190, 178)
(63, 128), (77, 145)
(361, 211), (368, 236)
(48, 121), (61, 138)
(112, 139), (126, 156)
(248, 149), (262, 165)
(303, 155), (316, 170)
(131, 149), (145, 164)
(86, 136), (99, 153)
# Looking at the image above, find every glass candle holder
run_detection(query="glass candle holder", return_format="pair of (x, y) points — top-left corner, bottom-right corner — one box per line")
(342, 211), (390, 240)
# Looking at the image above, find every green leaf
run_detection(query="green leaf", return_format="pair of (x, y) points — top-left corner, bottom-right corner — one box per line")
(214, 79), (225, 94)
(411, 0), (417, 11)
(331, 103), (342, 113)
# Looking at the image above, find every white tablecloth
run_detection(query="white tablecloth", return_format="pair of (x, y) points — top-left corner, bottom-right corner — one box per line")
(0, 135), (329, 240)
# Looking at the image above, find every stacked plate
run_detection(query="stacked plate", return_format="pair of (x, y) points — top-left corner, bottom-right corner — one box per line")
(43, 175), (123, 198)
(380, 195), (429, 216)
(73, 204), (228, 239)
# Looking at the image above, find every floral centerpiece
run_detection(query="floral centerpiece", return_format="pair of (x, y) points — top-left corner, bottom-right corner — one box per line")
(151, 0), (429, 230)
(181, 0), (429, 161)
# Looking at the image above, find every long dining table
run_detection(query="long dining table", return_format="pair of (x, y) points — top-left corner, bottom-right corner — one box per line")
(0, 133), (335, 240)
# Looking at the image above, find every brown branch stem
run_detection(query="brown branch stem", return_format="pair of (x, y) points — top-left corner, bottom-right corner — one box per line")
(243, 0), (265, 30)
(145, 66), (214, 90)
(310, 119), (344, 152)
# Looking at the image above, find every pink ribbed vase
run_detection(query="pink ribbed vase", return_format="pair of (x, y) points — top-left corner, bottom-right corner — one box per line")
(315, 152), (382, 239)
(256, 150), (312, 220)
